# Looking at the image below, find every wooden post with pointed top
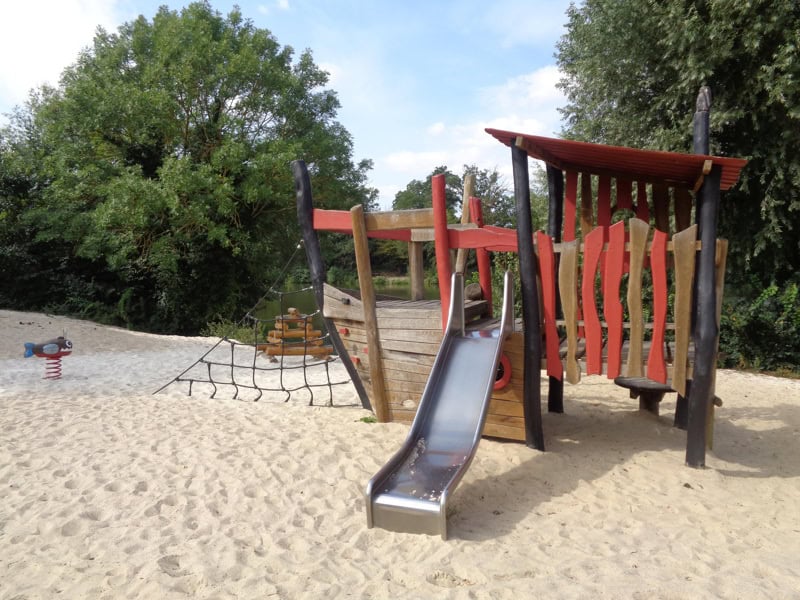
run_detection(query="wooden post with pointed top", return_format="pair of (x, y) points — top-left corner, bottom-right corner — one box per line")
(513, 140), (544, 451)
(686, 85), (717, 468)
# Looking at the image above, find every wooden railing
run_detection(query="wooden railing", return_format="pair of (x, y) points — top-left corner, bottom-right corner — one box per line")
(536, 217), (728, 401)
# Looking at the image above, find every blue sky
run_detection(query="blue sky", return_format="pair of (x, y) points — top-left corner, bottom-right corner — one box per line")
(0, 0), (573, 208)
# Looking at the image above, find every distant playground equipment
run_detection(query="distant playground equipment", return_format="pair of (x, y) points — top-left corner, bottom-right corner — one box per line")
(24, 336), (73, 379)
(258, 307), (333, 360)
(294, 86), (748, 537)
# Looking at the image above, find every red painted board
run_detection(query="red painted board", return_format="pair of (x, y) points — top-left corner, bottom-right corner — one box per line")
(581, 227), (605, 375)
(597, 176), (612, 228)
(471, 198), (493, 313)
(432, 174), (451, 331)
(603, 221), (625, 378)
(617, 179), (633, 211)
(647, 229), (668, 383)
(635, 182), (650, 223)
(564, 171), (578, 242)
(536, 231), (562, 381)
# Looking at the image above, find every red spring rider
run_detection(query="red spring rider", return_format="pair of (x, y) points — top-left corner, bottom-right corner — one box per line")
(24, 336), (73, 379)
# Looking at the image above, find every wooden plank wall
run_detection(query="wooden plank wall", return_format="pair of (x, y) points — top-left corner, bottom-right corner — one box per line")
(323, 283), (528, 441)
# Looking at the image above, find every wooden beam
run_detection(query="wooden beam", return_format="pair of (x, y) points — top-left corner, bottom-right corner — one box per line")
(512, 143), (544, 451)
(350, 204), (389, 422)
(408, 241), (425, 301)
(454, 174), (475, 274)
(293, 160), (372, 412)
(364, 208), (434, 231)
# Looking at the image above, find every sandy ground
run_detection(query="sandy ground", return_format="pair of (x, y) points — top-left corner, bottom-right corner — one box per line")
(1, 308), (799, 599)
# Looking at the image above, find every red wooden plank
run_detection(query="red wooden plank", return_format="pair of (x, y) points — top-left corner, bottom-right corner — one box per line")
(313, 208), (351, 231)
(653, 184), (670, 233)
(597, 176), (612, 228)
(647, 229), (668, 383)
(581, 227), (605, 375)
(616, 179), (633, 211)
(447, 228), (517, 252)
(635, 181), (650, 223)
(312, 208), (413, 240)
(432, 174), (451, 331)
(470, 197), (493, 313)
(536, 231), (562, 381)
(603, 221), (626, 378)
(564, 171), (578, 241)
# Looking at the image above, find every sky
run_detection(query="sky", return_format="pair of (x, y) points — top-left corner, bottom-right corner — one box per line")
(0, 0), (574, 208)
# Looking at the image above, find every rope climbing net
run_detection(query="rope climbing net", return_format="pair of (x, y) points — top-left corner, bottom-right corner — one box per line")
(155, 243), (354, 406)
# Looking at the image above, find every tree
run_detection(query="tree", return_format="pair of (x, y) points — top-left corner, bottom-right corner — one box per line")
(0, 2), (374, 333)
(557, 0), (800, 287)
(392, 166), (462, 212)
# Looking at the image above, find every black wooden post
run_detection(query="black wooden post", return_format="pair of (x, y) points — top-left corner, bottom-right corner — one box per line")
(693, 86), (711, 155)
(512, 144), (545, 450)
(546, 164), (565, 414)
(292, 160), (372, 412)
(686, 163), (721, 467)
(676, 86), (713, 431)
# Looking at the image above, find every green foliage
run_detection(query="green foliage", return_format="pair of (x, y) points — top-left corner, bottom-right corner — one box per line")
(557, 0), (800, 371)
(201, 318), (266, 344)
(720, 281), (800, 373)
(0, 2), (374, 333)
(557, 0), (800, 286)
(392, 166), (462, 211)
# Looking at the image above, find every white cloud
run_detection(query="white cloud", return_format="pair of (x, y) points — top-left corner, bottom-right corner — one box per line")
(373, 65), (566, 206)
(427, 122), (446, 136)
(0, 0), (119, 119)
(478, 65), (565, 136)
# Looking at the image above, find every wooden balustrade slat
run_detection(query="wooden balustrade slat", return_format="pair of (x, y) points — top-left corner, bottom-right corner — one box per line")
(625, 218), (650, 377)
(559, 240), (581, 383)
(564, 171), (578, 242)
(536, 232), (563, 380)
(603, 221), (626, 378)
(580, 172), (593, 237)
(636, 181), (650, 223)
(671, 224), (698, 396)
(581, 227), (605, 375)
(647, 229), (669, 383)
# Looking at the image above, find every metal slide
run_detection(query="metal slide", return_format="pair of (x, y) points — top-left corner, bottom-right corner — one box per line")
(365, 272), (514, 539)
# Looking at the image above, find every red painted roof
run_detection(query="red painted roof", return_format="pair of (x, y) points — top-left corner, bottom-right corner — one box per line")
(486, 128), (747, 191)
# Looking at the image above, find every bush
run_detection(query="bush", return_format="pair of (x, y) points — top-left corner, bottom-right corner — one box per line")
(719, 281), (800, 373)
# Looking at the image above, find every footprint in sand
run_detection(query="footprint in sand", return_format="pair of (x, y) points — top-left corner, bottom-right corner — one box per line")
(104, 481), (122, 492)
(157, 554), (188, 578)
(80, 508), (108, 523)
(426, 570), (474, 588)
(61, 519), (84, 537)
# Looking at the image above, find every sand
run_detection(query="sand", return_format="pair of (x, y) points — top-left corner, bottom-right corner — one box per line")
(1, 308), (799, 599)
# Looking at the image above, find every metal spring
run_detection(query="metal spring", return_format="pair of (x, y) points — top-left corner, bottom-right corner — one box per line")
(44, 356), (63, 379)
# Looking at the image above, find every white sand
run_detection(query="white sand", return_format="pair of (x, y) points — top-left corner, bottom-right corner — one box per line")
(1, 308), (799, 599)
